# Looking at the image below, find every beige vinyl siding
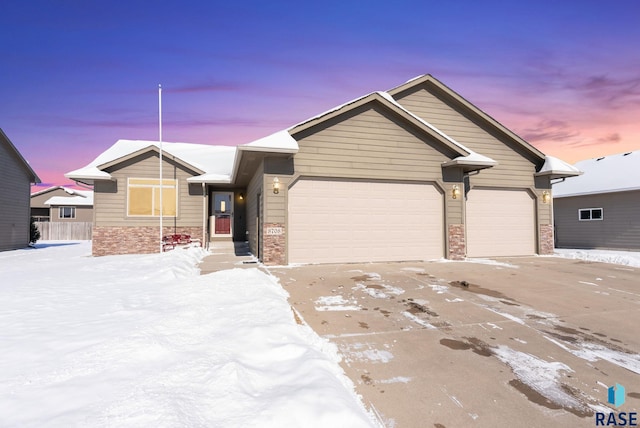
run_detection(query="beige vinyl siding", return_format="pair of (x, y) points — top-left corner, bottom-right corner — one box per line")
(30, 188), (70, 208)
(394, 87), (539, 188)
(0, 139), (32, 251)
(94, 153), (202, 227)
(51, 205), (93, 222)
(554, 191), (640, 250)
(293, 105), (455, 182)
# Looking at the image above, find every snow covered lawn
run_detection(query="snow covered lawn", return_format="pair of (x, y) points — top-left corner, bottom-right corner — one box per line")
(0, 242), (378, 427)
(553, 248), (640, 268)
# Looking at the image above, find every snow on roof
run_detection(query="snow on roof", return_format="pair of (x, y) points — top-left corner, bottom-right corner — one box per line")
(553, 150), (640, 198)
(66, 140), (236, 183)
(45, 193), (94, 206)
(241, 130), (299, 152)
(538, 156), (582, 176)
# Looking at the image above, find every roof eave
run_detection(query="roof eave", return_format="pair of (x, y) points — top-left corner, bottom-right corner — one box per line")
(442, 159), (498, 172)
(535, 170), (583, 180)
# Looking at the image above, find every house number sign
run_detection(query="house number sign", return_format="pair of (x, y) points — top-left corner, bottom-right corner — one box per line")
(266, 227), (283, 235)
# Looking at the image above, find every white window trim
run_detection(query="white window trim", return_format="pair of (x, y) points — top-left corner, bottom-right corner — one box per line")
(126, 177), (179, 217)
(578, 207), (603, 221)
(58, 206), (76, 219)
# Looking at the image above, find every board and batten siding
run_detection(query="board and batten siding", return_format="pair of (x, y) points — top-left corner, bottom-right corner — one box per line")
(0, 139), (32, 251)
(94, 153), (203, 227)
(393, 86), (540, 188)
(554, 191), (640, 250)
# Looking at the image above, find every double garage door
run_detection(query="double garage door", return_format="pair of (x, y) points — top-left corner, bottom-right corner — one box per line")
(288, 179), (444, 264)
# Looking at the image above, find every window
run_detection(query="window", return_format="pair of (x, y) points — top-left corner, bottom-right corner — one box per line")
(127, 178), (177, 217)
(59, 206), (76, 219)
(578, 208), (603, 221)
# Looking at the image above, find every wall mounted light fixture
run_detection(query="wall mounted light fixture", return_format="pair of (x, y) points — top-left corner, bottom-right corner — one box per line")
(239, 193), (244, 200)
(273, 177), (280, 194)
(452, 185), (461, 199)
(542, 190), (551, 204)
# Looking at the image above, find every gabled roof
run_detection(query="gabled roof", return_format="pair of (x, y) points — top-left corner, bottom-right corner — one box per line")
(31, 185), (88, 198)
(287, 90), (497, 171)
(553, 150), (640, 198)
(66, 140), (236, 185)
(45, 191), (94, 206)
(388, 74), (547, 163)
(0, 128), (41, 184)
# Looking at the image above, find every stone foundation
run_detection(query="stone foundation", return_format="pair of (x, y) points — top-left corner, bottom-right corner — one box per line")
(539, 224), (554, 255)
(448, 224), (466, 260)
(92, 225), (203, 256)
(262, 223), (285, 265)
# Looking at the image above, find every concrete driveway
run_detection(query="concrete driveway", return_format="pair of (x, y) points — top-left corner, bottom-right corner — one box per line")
(269, 256), (640, 427)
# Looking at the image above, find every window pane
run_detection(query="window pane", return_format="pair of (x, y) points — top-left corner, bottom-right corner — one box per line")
(592, 209), (603, 219)
(129, 187), (153, 215)
(153, 187), (176, 216)
(579, 210), (590, 220)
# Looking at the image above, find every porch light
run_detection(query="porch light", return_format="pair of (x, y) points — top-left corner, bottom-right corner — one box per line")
(273, 177), (280, 194)
(452, 185), (461, 199)
(239, 193), (244, 200)
(542, 190), (551, 204)
(220, 200), (226, 212)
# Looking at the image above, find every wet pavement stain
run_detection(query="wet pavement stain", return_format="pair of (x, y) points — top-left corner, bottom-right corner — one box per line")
(366, 284), (384, 289)
(361, 374), (373, 385)
(508, 380), (592, 418)
(500, 299), (520, 306)
(351, 274), (378, 282)
(628, 392), (640, 399)
(358, 321), (370, 329)
(405, 301), (438, 317)
(434, 424), (446, 428)
(439, 337), (492, 357)
(449, 280), (517, 302)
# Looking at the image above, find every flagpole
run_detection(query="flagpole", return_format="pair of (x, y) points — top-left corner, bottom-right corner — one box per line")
(159, 84), (163, 253)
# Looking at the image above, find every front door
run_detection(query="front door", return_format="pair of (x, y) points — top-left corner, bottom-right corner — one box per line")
(212, 192), (233, 237)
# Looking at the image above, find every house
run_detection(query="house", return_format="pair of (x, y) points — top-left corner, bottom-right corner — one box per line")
(0, 128), (41, 251)
(553, 150), (639, 250)
(66, 74), (579, 263)
(31, 186), (94, 222)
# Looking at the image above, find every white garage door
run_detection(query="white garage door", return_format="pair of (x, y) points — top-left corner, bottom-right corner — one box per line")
(466, 189), (535, 257)
(288, 180), (444, 264)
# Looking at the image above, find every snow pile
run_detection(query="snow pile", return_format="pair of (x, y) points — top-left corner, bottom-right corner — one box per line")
(554, 248), (640, 268)
(0, 242), (377, 427)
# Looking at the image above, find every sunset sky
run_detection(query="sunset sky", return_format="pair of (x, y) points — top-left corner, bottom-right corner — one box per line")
(1, 0), (638, 188)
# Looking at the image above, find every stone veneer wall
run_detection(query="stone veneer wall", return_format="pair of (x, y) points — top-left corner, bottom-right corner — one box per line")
(262, 222), (285, 265)
(448, 224), (466, 260)
(539, 224), (554, 255)
(92, 226), (203, 256)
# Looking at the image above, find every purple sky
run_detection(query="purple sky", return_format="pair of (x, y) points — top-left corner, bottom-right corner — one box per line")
(1, 1), (638, 188)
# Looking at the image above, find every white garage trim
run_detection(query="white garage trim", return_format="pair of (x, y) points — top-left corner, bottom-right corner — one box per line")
(288, 179), (444, 264)
(466, 188), (536, 257)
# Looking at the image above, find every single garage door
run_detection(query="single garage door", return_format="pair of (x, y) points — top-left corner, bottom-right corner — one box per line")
(288, 179), (444, 264)
(466, 188), (535, 257)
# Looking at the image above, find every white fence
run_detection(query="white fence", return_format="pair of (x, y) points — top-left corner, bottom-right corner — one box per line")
(35, 222), (93, 240)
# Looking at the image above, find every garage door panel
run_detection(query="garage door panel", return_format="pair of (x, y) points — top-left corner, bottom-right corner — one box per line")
(288, 180), (443, 264)
(466, 189), (535, 257)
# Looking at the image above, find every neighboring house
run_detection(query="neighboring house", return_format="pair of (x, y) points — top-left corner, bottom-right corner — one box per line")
(0, 128), (41, 251)
(553, 150), (639, 250)
(30, 186), (94, 222)
(66, 74), (579, 263)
